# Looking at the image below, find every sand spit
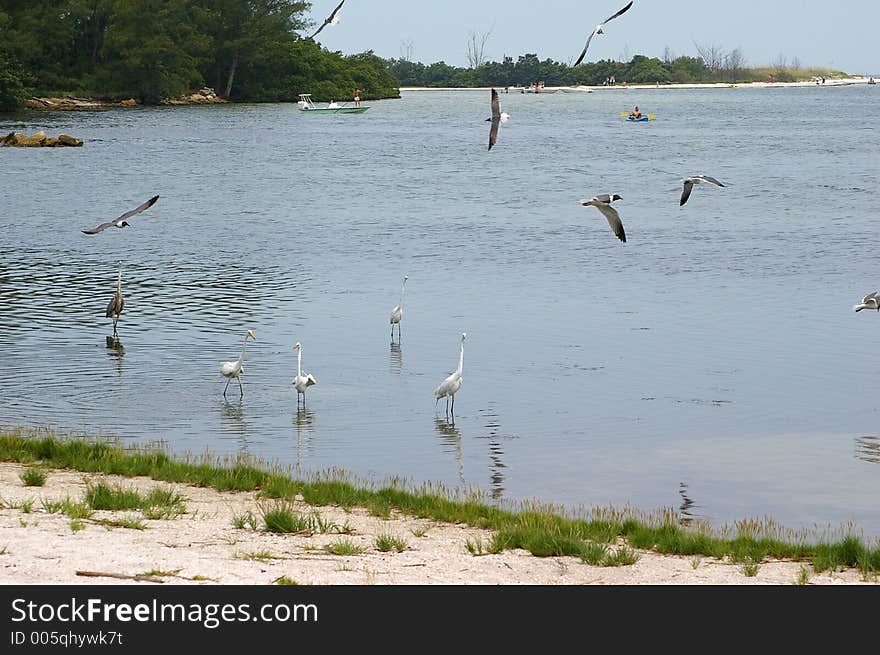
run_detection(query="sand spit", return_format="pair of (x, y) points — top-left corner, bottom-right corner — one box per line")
(401, 77), (876, 92)
(0, 463), (872, 586)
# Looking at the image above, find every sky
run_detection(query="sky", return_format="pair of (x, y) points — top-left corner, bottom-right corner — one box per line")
(306, 0), (880, 75)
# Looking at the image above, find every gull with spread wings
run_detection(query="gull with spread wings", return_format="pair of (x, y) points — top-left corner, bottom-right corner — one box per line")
(574, 1), (634, 66)
(580, 194), (627, 243)
(680, 175), (725, 206)
(310, 0), (345, 39)
(81, 195), (160, 235)
(486, 88), (509, 150)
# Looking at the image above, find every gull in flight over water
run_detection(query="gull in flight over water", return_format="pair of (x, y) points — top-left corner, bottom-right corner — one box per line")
(680, 175), (725, 206)
(486, 88), (509, 151)
(310, 0), (345, 39)
(854, 292), (880, 312)
(580, 194), (626, 243)
(574, 1), (634, 67)
(81, 195), (159, 234)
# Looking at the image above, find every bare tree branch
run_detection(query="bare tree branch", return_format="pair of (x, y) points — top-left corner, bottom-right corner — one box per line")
(465, 26), (493, 69)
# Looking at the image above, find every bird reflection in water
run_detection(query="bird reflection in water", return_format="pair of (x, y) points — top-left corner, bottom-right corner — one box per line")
(105, 336), (125, 376)
(855, 436), (880, 464)
(479, 405), (506, 501)
(678, 482), (698, 526)
(220, 398), (248, 453)
(389, 341), (402, 375)
(434, 417), (464, 485)
(294, 408), (315, 474)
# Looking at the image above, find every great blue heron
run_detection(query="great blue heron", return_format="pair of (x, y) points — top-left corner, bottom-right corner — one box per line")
(82, 195), (159, 234)
(580, 194), (627, 242)
(106, 261), (125, 337)
(293, 342), (317, 408)
(390, 275), (408, 340)
(680, 175), (725, 206)
(434, 333), (466, 415)
(310, 0), (345, 39)
(220, 329), (256, 397)
(573, 1), (634, 66)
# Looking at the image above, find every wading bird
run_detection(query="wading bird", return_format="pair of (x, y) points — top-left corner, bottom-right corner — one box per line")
(854, 292), (880, 312)
(310, 0), (345, 39)
(580, 194), (627, 242)
(81, 195), (159, 234)
(106, 261), (125, 337)
(220, 330), (255, 398)
(680, 175), (725, 206)
(390, 275), (408, 339)
(487, 89), (509, 151)
(574, 1), (634, 66)
(293, 342), (317, 408)
(434, 333), (466, 415)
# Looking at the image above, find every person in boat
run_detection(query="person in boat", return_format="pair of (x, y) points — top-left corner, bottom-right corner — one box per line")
(629, 106), (643, 119)
(353, 88), (361, 107)
(327, 100), (339, 108)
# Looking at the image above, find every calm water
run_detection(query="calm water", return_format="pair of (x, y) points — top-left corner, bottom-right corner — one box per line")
(2, 86), (879, 535)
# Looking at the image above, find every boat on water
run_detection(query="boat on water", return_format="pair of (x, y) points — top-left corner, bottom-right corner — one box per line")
(625, 115), (650, 122)
(297, 94), (369, 113)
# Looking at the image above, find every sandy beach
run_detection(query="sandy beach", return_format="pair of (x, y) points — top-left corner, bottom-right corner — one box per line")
(401, 77), (876, 92)
(0, 462), (872, 586)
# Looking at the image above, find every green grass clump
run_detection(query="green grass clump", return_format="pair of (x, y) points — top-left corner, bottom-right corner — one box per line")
(234, 550), (283, 563)
(19, 498), (35, 513)
(603, 547), (640, 567)
(85, 482), (186, 519)
(19, 467), (46, 487)
(794, 565), (811, 585)
(375, 534), (408, 553)
(232, 510), (258, 530)
(741, 562), (760, 577)
(96, 517), (146, 530)
(3, 432), (880, 575)
(42, 498), (94, 520)
(261, 502), (315, 534)
(273, 576), (301, 585)
(141, 569), (181, 578)
(69, 519), (86, 533)
(323, 539), (367, 556)
(410, 526), (429, 538)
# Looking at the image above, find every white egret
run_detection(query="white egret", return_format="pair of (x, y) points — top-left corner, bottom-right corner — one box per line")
(105, 261), (125, 337)
(82, 195), (159, 234)
(434, 333), (466, 414)
(220, 329), (255, 397)
(293, 342), (317, 407)
(390, 275), (408, 339)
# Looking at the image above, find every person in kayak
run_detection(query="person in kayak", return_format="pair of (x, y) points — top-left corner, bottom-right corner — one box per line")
(629, 106), (643, 119)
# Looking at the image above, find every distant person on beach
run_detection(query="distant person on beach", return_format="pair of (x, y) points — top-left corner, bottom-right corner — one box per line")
(353, 88), (361, 107)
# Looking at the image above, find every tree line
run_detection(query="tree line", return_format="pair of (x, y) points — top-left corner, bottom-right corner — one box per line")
(388, 47), (844, 88)
(0, 0), (399, 110)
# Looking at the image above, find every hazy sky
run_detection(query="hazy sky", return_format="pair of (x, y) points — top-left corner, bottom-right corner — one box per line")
(307, 0), (879, 74)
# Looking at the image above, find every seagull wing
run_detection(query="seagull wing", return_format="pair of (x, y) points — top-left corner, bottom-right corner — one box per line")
(680, 180), (694, 206)
(602, 0), (634, 26)
(697, 175), (725, 187)
(488, 90), (501, 150)
(586, 200), (626, 242)
(82, 220), (115, 235)
(115, 194), (159, 222)
(593, 193), (613, 204)
(573, 28), (598, 67)
(863, 292), (880, 303)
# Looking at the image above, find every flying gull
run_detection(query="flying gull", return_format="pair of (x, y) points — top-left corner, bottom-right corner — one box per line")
(854, 292), (880, 312)
(82, 195), (160, 234)
(310, 0), (345, 39)
(574, 1), (634, 67)
(580, 194), (626, 242)
(680, 175), (725, 206)
(487, 88), (509, 150)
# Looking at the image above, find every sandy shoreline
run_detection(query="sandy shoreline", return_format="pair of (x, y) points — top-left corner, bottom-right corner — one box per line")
(401, 77), (876, 92)
(0, 463), (872, 585)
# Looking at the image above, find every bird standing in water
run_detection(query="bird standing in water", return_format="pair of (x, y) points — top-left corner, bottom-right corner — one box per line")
(390, 275), (408, 340)
(434, 333), (467, 415)
(220, 330), (256, 397)
(106, 261), (125, 338)
(293, 342), (317, 408)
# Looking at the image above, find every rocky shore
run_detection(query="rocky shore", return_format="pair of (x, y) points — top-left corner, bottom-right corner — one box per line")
(22, 87), (229, 111)
(1, 131), (83, 147)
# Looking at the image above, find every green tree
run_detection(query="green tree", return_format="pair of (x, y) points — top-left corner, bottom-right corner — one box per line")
(0, 48), (28, 111)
